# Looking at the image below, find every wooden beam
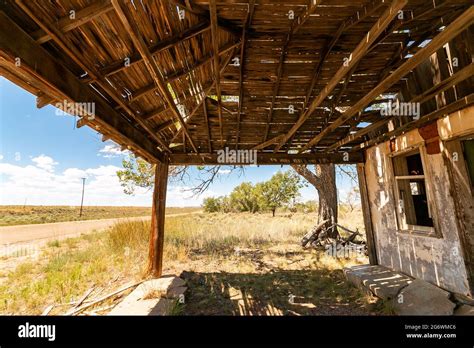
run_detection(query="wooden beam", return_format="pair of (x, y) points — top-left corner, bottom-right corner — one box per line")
(273, 0), (390, 152)
(236, 0), (255, 150)
(0, 11), (163, 163)
(203, 99), (212, 153)
(147, 158), (169, 277)
(371, 1), (461, 84)
(168, 51), (235, 145)
(264, 1), (320, 142)
(143, 84), (212, 121)
(31, 1), (114, 44)
(111, 0), (198, 153)
(321, 62), (361, 136)
(209, 0), (224, 145)
(206, 97), (235, 116)
(169, 152), (364, 165)
(170, 0), (243, 37)
(276, 0), (381, 151)
(357, 163), (378, 265)
(170, 90), (210, 144)
(252, 134), (285, 151)
(353, 93), (474, 151)
(155, 119), (175, 133)
(269, 0), (408, 152)
(345, 0), (387, 30)
(328, 117), (392, 152)
(100, 21), (210, 78)
(329, 61), (474, 152)
(411, 62), (474, 104)
(36, 92), (55, 109)
(127, 41), (239, 102)
(302, 6), (474, 152)
(15, 0), (171, 153)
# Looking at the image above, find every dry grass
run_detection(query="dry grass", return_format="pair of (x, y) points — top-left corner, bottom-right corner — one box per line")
(0, 209), (376, 315)
(0, 205), (200, 226)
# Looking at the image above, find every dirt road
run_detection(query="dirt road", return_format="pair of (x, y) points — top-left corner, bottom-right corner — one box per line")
(0, 212), (199, 257)
(0, 216), (150, 245)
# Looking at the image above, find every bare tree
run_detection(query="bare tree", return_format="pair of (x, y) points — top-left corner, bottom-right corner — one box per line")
(117, 155), (244, 197)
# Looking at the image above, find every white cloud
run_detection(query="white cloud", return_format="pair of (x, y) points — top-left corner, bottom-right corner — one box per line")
(0, 154), (3, 161)
(32, 154), (58, 172)
(0, 157), (205, 207)
(98, 143), (130, 158)
(218, 169), (231, 175)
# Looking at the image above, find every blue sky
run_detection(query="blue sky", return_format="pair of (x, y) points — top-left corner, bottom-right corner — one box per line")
(0, 77), (356, 207)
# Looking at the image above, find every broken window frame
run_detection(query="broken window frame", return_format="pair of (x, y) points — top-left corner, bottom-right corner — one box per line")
(389, 145), (440, 237)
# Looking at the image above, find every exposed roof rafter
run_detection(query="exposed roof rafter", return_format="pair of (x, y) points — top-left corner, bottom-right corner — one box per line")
(111, 0), (199, 153)
(301, 6), (474, 152)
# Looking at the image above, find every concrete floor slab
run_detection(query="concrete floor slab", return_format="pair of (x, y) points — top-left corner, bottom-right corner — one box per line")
(108, 276), (186, 315)
(393, 279), (455, 315)
(454, 304), (474, 316)
(344, 264), (412, 300)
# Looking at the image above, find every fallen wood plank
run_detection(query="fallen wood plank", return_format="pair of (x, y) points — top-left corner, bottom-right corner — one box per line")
(335, 223), (360, 236)
(41, 305), (54, 316)
(67, 280), (144, 316)
(73, 286), (96, 309)
(301, 220), (329, 247)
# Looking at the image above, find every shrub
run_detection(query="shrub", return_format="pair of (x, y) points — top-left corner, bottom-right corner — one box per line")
(203, 197), (224, 213)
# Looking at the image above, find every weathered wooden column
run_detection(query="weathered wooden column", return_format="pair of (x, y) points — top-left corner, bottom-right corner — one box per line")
(356, 163), (378, 265)
(147, 157), (169, 277)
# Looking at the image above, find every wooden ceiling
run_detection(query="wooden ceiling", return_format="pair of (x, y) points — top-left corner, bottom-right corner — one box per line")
(0, 0), (473, 165)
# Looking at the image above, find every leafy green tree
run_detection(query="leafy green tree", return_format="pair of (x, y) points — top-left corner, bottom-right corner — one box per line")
(202, 197), (222, 213)
(230, 182), (260, 213)
(257, 171), (302, 217)
(116, 156), (155, 195)
(220, 196), (234, 213)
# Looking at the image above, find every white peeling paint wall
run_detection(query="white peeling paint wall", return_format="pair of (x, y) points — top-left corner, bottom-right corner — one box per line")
(364, 106), (474, 296)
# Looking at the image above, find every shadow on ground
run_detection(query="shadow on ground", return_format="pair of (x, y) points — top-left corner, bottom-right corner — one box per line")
(179, 269), (375, 316)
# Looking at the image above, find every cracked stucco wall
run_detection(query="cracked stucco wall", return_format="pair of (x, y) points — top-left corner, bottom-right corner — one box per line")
(364, 106), (474, 296)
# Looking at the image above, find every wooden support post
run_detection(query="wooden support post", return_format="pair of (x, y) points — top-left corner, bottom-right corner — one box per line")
(357, 163), (377, 265)
(148, 158), (169, 277)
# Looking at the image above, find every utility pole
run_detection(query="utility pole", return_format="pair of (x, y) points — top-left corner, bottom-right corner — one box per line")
(79, 177), (86, 217)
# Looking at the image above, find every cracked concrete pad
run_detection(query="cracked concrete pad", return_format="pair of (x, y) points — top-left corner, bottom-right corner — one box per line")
(148, 299), (176, 315)
(394, 279), (455, 315)
(144, 275), (186, 292)
(165, 286), (187, 299)
(109, 298), (175, 316)
(108, 276), (185, 315)
(344, 265), (412, 300)
(454, 304), (474, 316)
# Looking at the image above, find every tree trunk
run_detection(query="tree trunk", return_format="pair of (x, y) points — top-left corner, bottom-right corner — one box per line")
(292, 164), (338, 238)
(272, 208), (276, 217)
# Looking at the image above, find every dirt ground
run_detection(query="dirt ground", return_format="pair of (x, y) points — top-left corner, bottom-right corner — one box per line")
(165, 243), (375, 316)
(1, 211), (379, 315)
